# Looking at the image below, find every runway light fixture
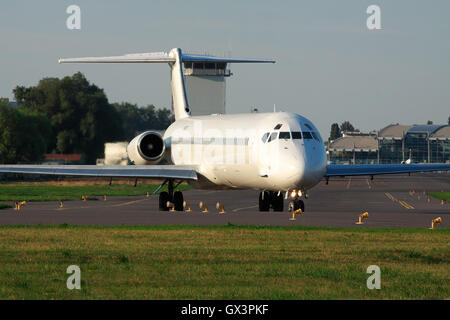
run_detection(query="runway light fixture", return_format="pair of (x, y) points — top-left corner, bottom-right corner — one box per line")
(183, 201), (191, 212)
(216, 202), (225, 214)
(166, 201), (175, 212)
(199, 201), (208, 213)
(429, 217), (442, 230)
(356, 211), (369, 225)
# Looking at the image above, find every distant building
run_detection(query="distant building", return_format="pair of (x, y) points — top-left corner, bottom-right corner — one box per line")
(43, 154), (83, 165)
(328, 124), (450, 164)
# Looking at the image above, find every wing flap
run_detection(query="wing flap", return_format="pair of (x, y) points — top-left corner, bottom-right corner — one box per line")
(0, 165), (197, 180)
(326, 163), (450, 177)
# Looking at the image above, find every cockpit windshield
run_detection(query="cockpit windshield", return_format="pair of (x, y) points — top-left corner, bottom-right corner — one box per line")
(261, 129), (320, 143)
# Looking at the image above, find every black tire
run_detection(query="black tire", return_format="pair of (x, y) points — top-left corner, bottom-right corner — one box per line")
(259, 191), (271, 211)
(173, 191), (184, 211)
(272, 192), (284, 212)
(159, 191), (171, 211)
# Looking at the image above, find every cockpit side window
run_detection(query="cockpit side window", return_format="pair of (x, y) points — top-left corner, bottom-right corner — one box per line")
(261, 132), (269, 143)
(291, 132), (302, 139)
(303, 132), (313, 139)
(268, 132), (278, 142)
(311, 131), (320, 141)
(274, 124), (282, 130)
(279, 132), (291, 140)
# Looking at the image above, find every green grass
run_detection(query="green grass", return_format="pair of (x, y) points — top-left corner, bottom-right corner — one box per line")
(0, 183), (191, 202)
(429, 192), (450, 202)
(0, 225), (448, 299)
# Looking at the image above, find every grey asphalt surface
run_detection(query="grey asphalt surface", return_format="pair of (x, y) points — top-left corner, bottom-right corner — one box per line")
(0, 173), (449, 228)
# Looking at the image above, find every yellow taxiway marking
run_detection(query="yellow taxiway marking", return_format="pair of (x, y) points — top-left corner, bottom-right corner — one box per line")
(111, 199), (147, 207)
(385, 192), (414, 210)
(232, 205), (258, 212)
(55, 198), (147, 211)
(399, 200), (415, 210)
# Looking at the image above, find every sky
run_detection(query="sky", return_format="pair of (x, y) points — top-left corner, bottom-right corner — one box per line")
(1, 0), (449, 138)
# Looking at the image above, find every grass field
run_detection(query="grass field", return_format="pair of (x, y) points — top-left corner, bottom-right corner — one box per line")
(429, 192), (450, 202)
(0, 225), (448, 299)
(0, 182), (191, 202)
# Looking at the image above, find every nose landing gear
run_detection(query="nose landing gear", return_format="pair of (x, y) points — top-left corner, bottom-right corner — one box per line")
(288, 198), (305, 213)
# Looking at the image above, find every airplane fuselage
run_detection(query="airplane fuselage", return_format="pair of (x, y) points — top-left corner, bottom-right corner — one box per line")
(164, 111), (327, 193)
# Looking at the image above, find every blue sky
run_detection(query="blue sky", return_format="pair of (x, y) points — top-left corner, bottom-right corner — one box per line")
(1, 0), (449, 137)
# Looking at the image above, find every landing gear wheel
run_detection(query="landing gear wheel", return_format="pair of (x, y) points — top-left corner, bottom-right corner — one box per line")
(259, 191), (271, 211)
(159, 191), (171, 211)
(272, 192), (284, 212)
(173, 191), (184, 211)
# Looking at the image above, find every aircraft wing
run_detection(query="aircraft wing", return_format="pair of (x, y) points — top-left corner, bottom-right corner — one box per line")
(325, 163), (450, 177)
(0, 165), (198, 180)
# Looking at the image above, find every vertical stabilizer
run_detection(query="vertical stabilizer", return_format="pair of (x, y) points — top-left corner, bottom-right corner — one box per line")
(168, 48), (191, 120)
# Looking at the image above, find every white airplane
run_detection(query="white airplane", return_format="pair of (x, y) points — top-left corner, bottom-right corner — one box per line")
(1, 48), (449, 212)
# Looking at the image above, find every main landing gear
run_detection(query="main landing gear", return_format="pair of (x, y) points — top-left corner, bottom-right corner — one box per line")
(159, 180), (184, 211)
(258, 190), (306, 212)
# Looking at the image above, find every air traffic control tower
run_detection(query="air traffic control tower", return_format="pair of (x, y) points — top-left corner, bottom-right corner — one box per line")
(182, 60), (230, 116)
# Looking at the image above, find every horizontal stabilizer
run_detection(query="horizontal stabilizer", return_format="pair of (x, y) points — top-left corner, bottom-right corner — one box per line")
(59, 50), (275, 64)
(181, 53), (275, 64)
(59, 52), (175, 64)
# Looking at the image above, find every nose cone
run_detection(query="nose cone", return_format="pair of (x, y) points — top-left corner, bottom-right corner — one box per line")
(283, 143), (326, 190)
(283, 148), (306, 188)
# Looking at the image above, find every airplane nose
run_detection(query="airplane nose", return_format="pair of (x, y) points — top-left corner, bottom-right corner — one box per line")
(285, 151), (305, 187)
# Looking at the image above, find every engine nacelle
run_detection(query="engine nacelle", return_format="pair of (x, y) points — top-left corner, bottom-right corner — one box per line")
(127, 131), (165, 165)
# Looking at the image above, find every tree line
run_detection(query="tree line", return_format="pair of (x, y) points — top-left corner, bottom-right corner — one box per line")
(0, 72), (171, 164)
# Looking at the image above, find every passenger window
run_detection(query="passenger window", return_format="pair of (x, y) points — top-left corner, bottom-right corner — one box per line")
(268, 132), (278, 142)
(261, 132), (269, 143)
(303, 132), (313, 139)
(279, 132), (291, 140)
(291, 132), (302, 139)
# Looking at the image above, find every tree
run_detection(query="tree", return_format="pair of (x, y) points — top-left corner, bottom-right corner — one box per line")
(329, 123), (341, 141)
(112, 102), (172, 141)
(448, 116), (450, 125)
(427, 120), (433, 125)
(340, 121), (356, 133)
(0, 100), (51, 163)
(14, 72), (123, 163)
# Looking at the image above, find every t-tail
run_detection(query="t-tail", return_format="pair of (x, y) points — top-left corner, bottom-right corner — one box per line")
(59, 48), (275, 121)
